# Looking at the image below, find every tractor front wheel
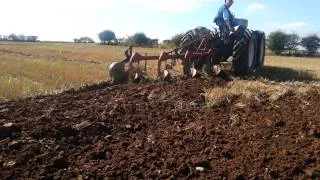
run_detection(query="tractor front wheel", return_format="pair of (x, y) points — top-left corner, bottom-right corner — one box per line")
(233, 29), (258, 76)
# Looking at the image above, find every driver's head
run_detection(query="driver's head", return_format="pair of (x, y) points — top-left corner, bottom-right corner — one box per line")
(225, 0), (233, 7)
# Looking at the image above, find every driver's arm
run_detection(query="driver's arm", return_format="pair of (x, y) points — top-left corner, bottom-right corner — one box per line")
(223, 9), (235, 32)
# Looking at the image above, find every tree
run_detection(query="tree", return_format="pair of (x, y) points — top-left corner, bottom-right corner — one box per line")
(285, 33), (300, 54)
(74, 37), (94, 43)
(26, 36), (38, 42)
(2, 35), (8, 41)
(117, 37), (126, 45)
(98, 30), (116, 44)
(1, 34), (37, 42)
(301, 34), (320, 56)
(8, 34), (18, 41)
(3, 35), (9, 41)
(18, 34), (26, 41)
(126, 33), (150, 47)
(268, 30), (288, 55)
(80, 36), (94, 43)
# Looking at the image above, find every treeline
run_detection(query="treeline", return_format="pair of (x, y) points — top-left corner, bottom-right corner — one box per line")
(73, 37), (95, 43)
(96, 30), (159, 47)
(268, 31), (320, 56)
(3, 29), (318, 58)
(96, 29), (320, 57)
(0, 34), (38, 42)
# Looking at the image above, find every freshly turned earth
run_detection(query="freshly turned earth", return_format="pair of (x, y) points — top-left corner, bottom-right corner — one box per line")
(0, 78), (320, 179)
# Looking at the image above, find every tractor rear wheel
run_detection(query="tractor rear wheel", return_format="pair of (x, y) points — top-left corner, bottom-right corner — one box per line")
(179, 27), (212, 54)
(179, 29), (197, 77)
(179, 27), (214, 77)
(233, 29), (258, 76)
(255, 31), (266, 70)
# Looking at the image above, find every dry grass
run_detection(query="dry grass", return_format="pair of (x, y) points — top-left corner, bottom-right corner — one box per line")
(1, 41), (320, 102)
(0, 42), (170, 101)
(205, 80), (320, 107)
(261, 56), (320, 81)
(205, 55), (320, 107)
(0, 51), (106, 101)
(0, 41), (167, 64)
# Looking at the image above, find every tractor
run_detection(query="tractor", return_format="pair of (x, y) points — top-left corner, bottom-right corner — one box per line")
(108, 19), (265, 84)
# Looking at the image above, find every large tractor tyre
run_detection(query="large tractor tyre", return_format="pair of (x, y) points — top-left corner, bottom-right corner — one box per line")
(179, 27), (213, 77)
(179, 27), (212, 54)
(254, 31), (266, 69)
(179, 30), (196, 77)
(233, 29), (258, 76)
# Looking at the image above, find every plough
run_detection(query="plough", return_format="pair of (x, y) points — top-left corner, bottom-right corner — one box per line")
(109, 23), (265, 84)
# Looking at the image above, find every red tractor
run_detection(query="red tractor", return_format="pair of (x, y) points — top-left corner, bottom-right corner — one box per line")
(108, 22), (265, 83)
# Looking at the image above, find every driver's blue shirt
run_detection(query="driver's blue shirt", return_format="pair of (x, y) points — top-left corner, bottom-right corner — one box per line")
(214, 5), (237, 27)
(222, 5), (231, 21)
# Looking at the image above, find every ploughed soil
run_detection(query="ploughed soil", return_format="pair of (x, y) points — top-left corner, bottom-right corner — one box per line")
(1, 78), (320, 179)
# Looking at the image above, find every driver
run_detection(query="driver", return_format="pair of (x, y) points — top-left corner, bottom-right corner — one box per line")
(214, 0), (238, 35)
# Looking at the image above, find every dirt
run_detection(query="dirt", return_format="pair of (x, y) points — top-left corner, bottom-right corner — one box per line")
(0, 78), (320, 179)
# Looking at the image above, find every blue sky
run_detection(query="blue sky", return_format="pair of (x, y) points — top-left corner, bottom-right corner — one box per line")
(0, 0), (319, 42)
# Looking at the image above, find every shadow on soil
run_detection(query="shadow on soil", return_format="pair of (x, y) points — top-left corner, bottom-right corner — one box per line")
(253, 66), (319, 82)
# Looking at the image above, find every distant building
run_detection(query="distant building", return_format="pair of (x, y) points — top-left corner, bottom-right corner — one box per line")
(150, 39), (159, 47)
